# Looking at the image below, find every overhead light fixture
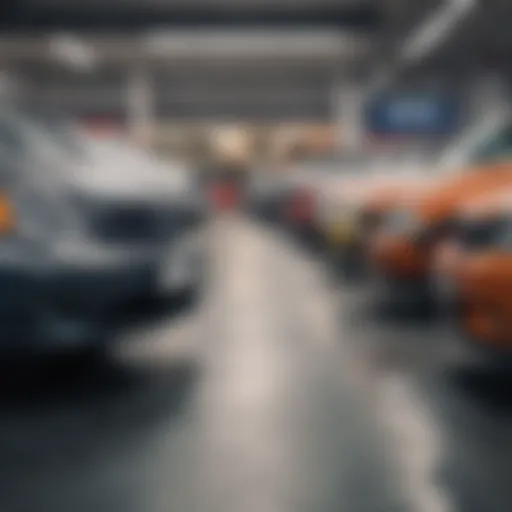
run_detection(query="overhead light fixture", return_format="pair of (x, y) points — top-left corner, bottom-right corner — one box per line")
(402, 0), (477, 63)
(49, 34), (97, 71)
(142, 29), (361, 59)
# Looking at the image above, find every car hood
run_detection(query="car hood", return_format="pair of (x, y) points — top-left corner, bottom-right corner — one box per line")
(68, 151), (194, 203)
(319, 170), (438, 215)
(403, 162), (512, 222)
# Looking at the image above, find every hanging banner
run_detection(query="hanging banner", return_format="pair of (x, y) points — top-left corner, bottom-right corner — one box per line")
(365, 91), (461, 136)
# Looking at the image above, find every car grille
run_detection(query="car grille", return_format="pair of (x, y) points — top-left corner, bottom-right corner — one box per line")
(92, 204), (167, 244)
(92, 202), (204, 245)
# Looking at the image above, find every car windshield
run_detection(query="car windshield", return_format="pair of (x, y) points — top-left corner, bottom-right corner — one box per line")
(15, 107), (88, 159)
(42, 124), (86, 158)
(0, 104), (75, 172)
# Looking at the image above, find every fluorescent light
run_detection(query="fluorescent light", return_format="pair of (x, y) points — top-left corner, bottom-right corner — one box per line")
(402, 0), (477, 63)
(142, 29), (362, 59)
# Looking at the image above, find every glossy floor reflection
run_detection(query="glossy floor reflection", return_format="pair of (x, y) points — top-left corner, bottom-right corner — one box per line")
(0, 216), (511, 512)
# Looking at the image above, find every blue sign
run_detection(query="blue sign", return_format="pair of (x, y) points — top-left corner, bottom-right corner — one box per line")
(364, 92), (460, 136)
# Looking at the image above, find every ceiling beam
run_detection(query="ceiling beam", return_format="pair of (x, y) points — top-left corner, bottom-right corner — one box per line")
(0, 1), (381, 33)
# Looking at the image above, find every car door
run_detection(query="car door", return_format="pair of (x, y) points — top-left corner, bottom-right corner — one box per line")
(457, 218), (512, 335)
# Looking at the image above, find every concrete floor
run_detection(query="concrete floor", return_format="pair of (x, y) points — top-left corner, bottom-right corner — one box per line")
(0, 216), (511, 512)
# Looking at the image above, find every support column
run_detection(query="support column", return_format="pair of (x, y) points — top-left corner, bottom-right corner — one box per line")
(331, 80), (366, 156)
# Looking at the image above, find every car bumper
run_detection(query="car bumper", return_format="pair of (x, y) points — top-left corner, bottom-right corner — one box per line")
(0, 231), (206, 354)
(0, 261), (153, 353)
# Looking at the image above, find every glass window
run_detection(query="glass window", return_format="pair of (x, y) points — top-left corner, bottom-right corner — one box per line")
(14, 106), (87, 159)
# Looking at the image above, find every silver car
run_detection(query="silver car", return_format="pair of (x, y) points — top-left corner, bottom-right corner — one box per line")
(0, 103), (207, 354)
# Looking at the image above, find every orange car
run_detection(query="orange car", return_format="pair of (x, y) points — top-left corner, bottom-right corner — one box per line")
(355, 172), (437, 243)
(328, 117), (512, 277)
(432, 189), (512, 356)
(368, 116), (512, 301)
(369, 148), (512, 305)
